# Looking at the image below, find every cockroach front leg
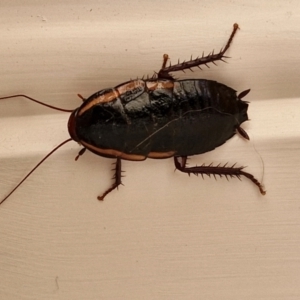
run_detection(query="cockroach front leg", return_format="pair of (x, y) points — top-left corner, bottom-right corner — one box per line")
(98, 158), (123, 200)
(174, 156), (266, 195)
(75, 148), (86, 161)
(158, 23), (239, 79)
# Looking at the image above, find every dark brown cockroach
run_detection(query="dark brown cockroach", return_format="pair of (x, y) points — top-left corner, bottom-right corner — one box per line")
(0, 23), (265, 205)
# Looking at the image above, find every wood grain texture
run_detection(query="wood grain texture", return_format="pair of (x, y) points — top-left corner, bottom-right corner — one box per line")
(0, 1), (300, 299)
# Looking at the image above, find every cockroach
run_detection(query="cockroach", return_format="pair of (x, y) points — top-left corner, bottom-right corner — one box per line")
(0, 23), (265, 205)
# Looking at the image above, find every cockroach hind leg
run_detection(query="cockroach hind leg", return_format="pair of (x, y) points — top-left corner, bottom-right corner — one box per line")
(158, 23), (239, 79)
(174, 156), (266, 195)
(97, 158), (123, 201)
(161, 54), (169, 69)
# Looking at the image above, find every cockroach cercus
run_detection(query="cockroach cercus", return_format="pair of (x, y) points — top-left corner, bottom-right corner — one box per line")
(0, 23), (265, 205)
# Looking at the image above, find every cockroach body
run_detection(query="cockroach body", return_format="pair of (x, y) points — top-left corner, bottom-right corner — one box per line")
(0, 23), (265, 205)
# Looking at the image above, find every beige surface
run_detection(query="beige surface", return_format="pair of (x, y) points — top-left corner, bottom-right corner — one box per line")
(0, 1), (300, 299)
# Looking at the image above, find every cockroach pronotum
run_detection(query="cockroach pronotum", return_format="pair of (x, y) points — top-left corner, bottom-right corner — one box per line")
(0, 23), (265, 205)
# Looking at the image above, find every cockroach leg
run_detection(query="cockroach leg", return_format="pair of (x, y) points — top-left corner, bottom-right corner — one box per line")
(77, 94), (85, 102)
(158, 23), (239, 79)
(98, 158), (123, 201)
(174, 156), (266, 195)
(75, 148), (86, 161)
(161, 54), (169, 69)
